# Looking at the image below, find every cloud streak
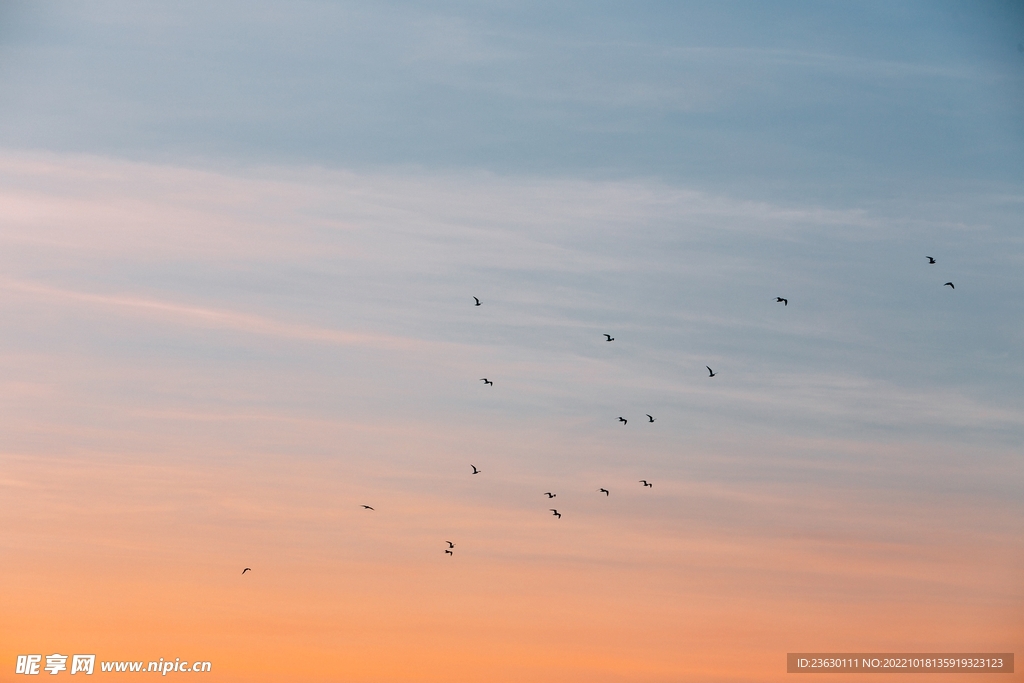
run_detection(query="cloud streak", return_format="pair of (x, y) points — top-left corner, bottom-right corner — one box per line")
(1, 277), (419, 349)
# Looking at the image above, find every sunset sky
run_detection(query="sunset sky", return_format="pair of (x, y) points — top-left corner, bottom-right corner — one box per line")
(1, 2), (1022, 681)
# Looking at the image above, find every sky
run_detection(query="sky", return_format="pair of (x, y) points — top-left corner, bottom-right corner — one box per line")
(0, 2), (1022, 682)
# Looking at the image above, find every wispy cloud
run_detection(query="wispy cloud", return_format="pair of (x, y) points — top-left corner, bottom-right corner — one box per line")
(1, 277), (418, 349)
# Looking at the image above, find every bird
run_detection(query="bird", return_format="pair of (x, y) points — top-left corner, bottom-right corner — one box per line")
(618, 417), (627, 425)
(640, 480), (652, 487)
(604, 334), (614, 341)
(361, 505), (374, 510)
(471, 464), (480, 474)
(706, 366), (716, 377)
(646, 414), (655, 423)
(550, 509), (561, 518)
(241, 567), (251, 574)
(473, 297), (481, 306)
(446, 541), (455, 548)
(944, 282), (954, 289)
(480, 378), (493, 385)
(776, 297), (788, 306)
(544, 492), (556, 498)
(445, 549), (453, 556)
(598, 488), (609, 496)
(927, 256), (936, 264)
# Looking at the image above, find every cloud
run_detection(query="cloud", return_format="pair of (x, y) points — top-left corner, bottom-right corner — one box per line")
(1, 277), (418, 349)
(1, 150), (1021, 446)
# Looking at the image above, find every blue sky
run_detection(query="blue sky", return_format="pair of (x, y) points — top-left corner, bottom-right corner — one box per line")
(1, 1), (1022, 196)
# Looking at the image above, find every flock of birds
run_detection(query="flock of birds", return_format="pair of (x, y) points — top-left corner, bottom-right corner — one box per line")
(451, 297), (670, 550)
(241, 255), (955, 571)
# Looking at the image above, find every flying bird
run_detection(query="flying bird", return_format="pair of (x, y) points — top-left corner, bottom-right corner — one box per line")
(550, 509), (561, 518)
(473, 297), (481, 306)
(618, 417), (627, 425)
(604, 334), (614, 341)
(471, 464), (480, 474)
(944, 282), (955, 289)
(706, 366), (716, 377)
(639, 480), (652, 487)
(445, 549), (453, 556)
(361, 505), (374, 510)
(446, 541), (455, 548)
(544, 492), (556, 498)
(927, 256), (936, 264)
(480, 378), (493, 385)
(646, 414), (655, 423)
(241, 567), (251, 574)
(776, 297), (788, 306)
(598, 488), (609, 496)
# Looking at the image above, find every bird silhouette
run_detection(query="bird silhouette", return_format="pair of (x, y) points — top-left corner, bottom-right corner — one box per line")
(544, 492), (556, 498)
(471, 464), (480, 474)
(446, 541), (455, 548)
(550, 509), (561, 518)
(480, 378), (493, 385)
(646, 414), (655, 422)
(927, 256), (936, 264)
(776, 297), (788, 306)
(598, 488), (609, 496)
(706, 366), (716, 377)
(241, 567), (251, 574)
(361, 505), (374, 510)
(640, 480), (652, 487)
(473, 297), (481, 306)
(944, 282), (955, 289)
(618, 417), (627, 425)
(604, 334), (614, 341)
(445, 549), (453, 555)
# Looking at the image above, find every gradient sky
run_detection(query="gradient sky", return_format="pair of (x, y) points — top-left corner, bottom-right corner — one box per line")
(1, 2), (1022, 682)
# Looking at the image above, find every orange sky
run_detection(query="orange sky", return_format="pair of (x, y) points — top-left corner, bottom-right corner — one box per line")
(2, 441), (1020, 682)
